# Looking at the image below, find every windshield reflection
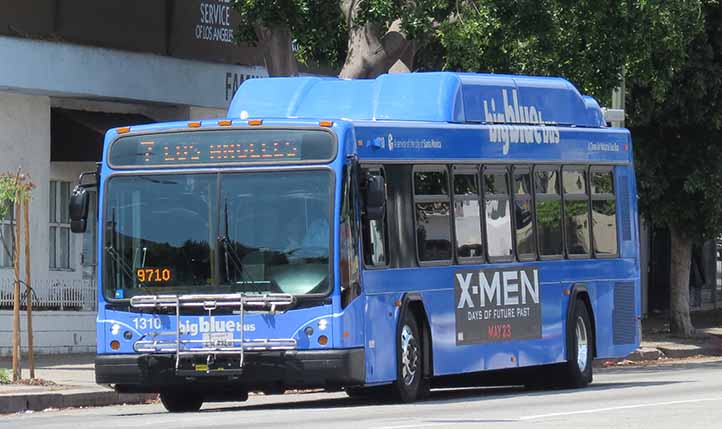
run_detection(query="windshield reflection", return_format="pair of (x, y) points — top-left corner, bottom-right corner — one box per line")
(104, 171), (332, 299)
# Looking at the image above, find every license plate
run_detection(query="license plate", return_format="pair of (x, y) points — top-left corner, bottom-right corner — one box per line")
(203, 332), (234, 348)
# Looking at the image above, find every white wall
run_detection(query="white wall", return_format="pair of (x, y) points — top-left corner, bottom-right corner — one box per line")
(0, 91), (51, 282)
(0, 311), (95, 356)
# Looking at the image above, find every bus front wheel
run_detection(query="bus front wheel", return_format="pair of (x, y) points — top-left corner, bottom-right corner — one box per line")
(392, 311), (430, 402)
(160, 390), (203, 413)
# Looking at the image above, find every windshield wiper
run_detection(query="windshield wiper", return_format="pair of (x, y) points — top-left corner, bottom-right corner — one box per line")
(106, 245), (136, 284)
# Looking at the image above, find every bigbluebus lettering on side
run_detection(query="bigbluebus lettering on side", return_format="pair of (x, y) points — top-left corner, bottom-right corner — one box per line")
(455, 268), (542, 344)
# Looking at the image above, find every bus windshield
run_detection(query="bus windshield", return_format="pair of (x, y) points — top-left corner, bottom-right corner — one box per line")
(104, 170), (332, 300)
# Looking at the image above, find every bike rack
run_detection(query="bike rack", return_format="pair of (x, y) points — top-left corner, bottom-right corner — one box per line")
(129, 293), (297, 374)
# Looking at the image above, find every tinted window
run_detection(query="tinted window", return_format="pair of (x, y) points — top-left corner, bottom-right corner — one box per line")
(414, 171), (448, 195)
(563, 168), (587, 194)
(515, 199), (535, 256)
(591, 170), (614, 194)
(591, 167), (617, 256)
(535, 170), (560, 195)
(535, 168), (562, 256)
(454, 174), (479, 195)
(592, 200), (617, 255)
(484, 172), (509, 194)
(565, 200), (591, 255)
(485, 198), (513, 258)
(536, 199), (563, 255)
(514, 167), (535, 259)
(415, 168), (451, 262)
(514, 171), (532, 195)
(453, 171), (482, 260)
(416, 202), (452, 261)
(563, 167), (590, 256)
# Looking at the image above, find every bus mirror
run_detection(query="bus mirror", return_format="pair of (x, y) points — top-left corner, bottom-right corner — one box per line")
(365, 175), (386, 221)
(69, 185), (89, 233)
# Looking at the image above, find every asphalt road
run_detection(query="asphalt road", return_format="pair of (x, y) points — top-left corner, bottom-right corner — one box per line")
(4, 358), (722, 429)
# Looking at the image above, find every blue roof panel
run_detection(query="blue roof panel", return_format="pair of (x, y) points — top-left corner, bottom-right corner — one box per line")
(227, 72), (605, 128)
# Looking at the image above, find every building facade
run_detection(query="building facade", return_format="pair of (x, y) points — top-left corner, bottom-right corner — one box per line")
(0, 0), (267, 355)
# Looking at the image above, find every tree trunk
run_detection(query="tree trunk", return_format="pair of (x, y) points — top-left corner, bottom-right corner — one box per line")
(669, 225), (695, 337)
(254, 25), (298, 77)
(339, 2), (412, 78)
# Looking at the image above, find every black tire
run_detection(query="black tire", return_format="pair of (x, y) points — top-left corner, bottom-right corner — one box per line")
(160, 391), (204, 413)
(391, 310), (430, 402)
(558, 300), (594, 388)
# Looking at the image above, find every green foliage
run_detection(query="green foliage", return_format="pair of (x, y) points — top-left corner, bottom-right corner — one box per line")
(232, 0), (453, 69)
(435, 1), (702, 104)
(233, 0), (347, 68)
(631, 1), (722, 240)
(0, 172), (33, 222)
(0, 368), (10, 384)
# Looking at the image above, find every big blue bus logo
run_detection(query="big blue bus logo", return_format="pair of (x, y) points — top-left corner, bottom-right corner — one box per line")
(483, 89), (561, 155)
(454, 267), (542, 344)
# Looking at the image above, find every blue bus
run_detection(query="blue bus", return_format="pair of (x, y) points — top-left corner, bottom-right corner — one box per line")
(69, 72), (640, 412)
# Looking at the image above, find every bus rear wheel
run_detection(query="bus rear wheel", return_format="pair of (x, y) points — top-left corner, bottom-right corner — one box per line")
(392, 311), (429, 402)
(559, 300), (594, 388)
(160, 390), (204, 413)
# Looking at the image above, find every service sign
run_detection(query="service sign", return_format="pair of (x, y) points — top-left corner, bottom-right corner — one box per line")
(455, 267), (542, 345)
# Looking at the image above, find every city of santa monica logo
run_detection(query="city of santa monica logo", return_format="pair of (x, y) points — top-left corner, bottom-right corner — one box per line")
(454, 267), (542, 344)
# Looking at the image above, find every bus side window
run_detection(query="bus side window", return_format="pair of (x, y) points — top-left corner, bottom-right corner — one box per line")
(413, 167), (452, 263)
(562, 166), (591, 257)
(513, 166), (536, 261)
(534, 166), (563, 258)
(362, 167), (388, 267)
(452, 166), (483, 262)
(482, 167), (513, 260)
(340, 165), (361, 307)
(590, 166), (617, 256)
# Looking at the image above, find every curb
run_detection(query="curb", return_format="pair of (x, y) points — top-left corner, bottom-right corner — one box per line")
(0, 390), (157, 414)
(655, 345), (722, 359)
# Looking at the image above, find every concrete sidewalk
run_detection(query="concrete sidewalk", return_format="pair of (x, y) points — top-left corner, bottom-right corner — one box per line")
(618, 310), (722, 363)
(0, 354), (156, 414)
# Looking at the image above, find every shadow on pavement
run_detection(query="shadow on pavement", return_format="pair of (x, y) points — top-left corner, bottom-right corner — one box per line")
(113, 378), (684, 417)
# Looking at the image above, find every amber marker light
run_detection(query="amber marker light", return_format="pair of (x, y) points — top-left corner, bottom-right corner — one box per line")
(248, 119), (263, 126)
(188, 121), (202, 128)
(318, 335), (329, 346)
(110, 340), (120, 350)
(319, 120), (334, 127)
(116, 127), (130, 134)
(218, 119), (232, 126)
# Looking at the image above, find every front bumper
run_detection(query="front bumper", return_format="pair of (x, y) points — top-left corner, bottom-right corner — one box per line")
(97, 348), (365, 393)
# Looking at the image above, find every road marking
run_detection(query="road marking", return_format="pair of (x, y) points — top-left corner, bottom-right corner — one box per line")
(519, 397), (722, 420)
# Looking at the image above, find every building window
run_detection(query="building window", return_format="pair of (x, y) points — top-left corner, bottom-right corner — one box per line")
(483, 167), (513, 260)
(563, 166), (591, 256)
(414, 167), (451, 262)
(590, 167), (618, 256)
(50, 181), (71, 270)
(452, 167), (482, 261)
(513, 166), (536, 260)
(534, 166), (563, 257)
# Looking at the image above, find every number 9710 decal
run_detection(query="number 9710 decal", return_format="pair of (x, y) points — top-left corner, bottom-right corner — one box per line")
(136, 267), (172, 283)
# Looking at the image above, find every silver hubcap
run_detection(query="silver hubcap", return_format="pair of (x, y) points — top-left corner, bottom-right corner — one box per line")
(400, 324), (419, 386)
(576, 316), (589, 372)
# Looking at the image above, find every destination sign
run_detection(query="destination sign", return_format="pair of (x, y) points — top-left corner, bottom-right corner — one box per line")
(109, 129), (336, 167)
